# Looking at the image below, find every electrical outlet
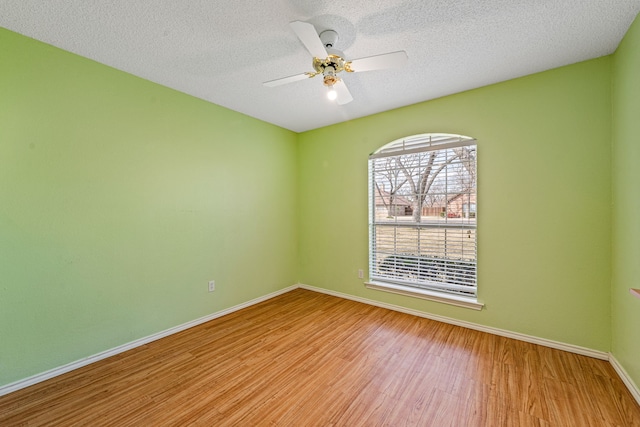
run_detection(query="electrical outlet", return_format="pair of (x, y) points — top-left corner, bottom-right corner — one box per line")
(208, 280), (215, 292)
(358, 269), (364, 279)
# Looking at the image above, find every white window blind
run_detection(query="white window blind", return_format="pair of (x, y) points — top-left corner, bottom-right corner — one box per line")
(368, 134), (477, 298)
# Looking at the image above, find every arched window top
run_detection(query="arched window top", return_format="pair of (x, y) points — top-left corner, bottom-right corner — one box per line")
(370, 133), (476, 159)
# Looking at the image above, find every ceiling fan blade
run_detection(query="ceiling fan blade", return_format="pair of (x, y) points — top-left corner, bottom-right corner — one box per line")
(348, 51), (408, 72)
(290, 21), (328, 59)
(263, 72), (311, 87)
(334, 80), (353, 105)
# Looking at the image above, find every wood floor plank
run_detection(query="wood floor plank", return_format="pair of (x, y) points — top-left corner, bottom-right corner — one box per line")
(1, 288), (639, 426)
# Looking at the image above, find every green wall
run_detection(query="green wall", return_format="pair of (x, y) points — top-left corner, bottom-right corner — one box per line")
(612, 13), (640, 388)
(298, 57), (612, 351)
(0, 28), (298, 386)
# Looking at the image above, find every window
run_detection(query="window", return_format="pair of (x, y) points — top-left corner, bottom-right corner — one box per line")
(367, 133), (480, 309)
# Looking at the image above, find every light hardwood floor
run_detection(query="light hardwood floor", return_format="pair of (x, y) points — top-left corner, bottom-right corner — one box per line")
(1, 289), (639, 426)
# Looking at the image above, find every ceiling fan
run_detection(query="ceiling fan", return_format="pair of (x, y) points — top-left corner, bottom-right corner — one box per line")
(264, 21), (408, 105)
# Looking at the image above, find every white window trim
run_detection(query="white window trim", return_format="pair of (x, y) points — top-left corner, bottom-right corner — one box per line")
(365, 280), (484, 310)
(368, 133), (480, 309)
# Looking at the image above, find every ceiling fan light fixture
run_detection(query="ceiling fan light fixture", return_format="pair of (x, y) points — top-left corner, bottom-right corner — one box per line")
(323, 69), (339, 101)
(327, 85), (338, 101)
(323, 75), (338, 86)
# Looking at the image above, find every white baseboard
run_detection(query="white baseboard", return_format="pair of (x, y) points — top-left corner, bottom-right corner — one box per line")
(609, 354), (640, 406)
(0, 285), (298, 398)
(298, 284), (609, 360)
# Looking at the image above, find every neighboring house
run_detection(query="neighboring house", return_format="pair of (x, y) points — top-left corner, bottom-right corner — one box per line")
(418, 193), (477, 218)
(375, 188), (476, 219)
(374, 189), (413, 217)
(444, 193), (477, 218)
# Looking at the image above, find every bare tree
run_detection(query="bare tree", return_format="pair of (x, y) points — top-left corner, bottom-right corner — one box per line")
(452, 147), (476, 192)
(448, 147), (476, 216)
(373, 146), (476, 222)
(374, 157), (408, 217)
(397, 150), (462, 222)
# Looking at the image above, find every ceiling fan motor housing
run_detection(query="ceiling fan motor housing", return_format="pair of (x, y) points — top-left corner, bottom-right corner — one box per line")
(319, 29), (338, 48)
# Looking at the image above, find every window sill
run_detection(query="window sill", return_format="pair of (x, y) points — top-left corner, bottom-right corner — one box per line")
(365, 281), (484, 311)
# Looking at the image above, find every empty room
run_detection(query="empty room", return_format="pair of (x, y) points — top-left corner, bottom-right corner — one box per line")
(1, 1), (640, 425)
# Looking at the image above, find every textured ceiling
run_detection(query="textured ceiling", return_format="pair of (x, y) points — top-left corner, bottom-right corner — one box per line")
(1, 1), (639, 132)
